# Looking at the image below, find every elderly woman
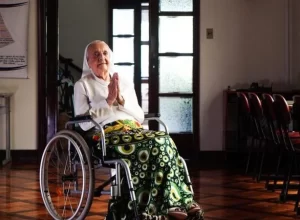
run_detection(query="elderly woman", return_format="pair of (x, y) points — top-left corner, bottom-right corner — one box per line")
(74, 40), (204, 220)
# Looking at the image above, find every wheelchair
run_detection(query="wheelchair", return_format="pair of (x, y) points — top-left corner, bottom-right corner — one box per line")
(39, 114), (194, 220)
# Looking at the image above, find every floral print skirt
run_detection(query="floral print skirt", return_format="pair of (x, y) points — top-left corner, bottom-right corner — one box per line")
(85, 119), (204, 219)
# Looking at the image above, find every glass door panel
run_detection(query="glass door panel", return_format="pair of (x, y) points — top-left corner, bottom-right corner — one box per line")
(141, 45), (149, 78)
(159, 97), (193, 133)
(159, 0), (193, 12)
(159, 16), (193, 53)
(113, 37), (134, 63)
(159, 56), (193, 93)
(113, 9), (134, 35)
(141, 9), (149, 41)
(142, 83), (149, 113)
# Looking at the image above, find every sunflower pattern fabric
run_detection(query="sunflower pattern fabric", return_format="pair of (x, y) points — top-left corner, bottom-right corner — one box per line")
(87, 119), (204, 219)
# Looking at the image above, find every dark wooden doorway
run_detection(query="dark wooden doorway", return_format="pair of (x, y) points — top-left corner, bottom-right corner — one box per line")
(37, 0), (59, 158)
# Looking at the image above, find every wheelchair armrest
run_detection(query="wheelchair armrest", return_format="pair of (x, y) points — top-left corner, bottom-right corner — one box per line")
(69, 115), (92, 122)
(145, 113), (160, 118)
(65, 115), (107, 157)
(144, 113), (169, 134)
(66, 115), (93, 128)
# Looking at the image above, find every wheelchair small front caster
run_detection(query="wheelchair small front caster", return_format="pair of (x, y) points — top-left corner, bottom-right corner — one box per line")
(106, 198), (141, 220)
(105, 211), (118, 220)
(105, 199), (121, 220)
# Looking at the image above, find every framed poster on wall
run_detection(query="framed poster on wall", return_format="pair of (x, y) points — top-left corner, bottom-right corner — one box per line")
(0, 0), (29, 79)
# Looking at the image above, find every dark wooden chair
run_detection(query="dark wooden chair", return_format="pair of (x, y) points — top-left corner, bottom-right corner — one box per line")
(291, 95), (300, 214)
(273, 94), (300, 203)
(261, 93), (284, 190)
(247, 92), (267, 181)
(237, 92), (259, 175)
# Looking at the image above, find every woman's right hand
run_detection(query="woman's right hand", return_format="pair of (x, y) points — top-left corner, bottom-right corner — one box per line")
(106, 73), (118, 106)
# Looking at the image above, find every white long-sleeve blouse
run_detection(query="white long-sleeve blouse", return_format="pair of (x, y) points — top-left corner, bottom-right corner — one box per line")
(74, 73), (145, 131)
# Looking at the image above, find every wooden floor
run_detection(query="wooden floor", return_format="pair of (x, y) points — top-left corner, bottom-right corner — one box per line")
(0, 162), (300, 220)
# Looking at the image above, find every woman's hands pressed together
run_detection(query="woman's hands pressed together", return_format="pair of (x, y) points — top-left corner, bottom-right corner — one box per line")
(106, 72), (125, 106)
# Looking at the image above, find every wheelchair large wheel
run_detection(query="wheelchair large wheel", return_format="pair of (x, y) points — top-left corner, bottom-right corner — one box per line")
(40, 130), (95, 220)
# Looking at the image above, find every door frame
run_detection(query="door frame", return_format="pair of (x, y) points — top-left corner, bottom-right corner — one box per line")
(149, 0), (201, 158)
(37, 0), (59, 159)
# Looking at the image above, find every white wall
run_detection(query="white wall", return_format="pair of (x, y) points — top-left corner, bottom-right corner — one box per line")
(59, 0), (109, 68)
(200, 0), (288, 151)
(0, 0), (37, 150)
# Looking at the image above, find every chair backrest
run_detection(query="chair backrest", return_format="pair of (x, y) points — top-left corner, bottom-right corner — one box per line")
(261, 93), (276, 122)
(248, 92), (263, 119)
(237, 92), (250, 116)
(293, 95), (300, 119)
(292, 95), (300, 130)
(273, 94), (291, 127)
(261, 93), (281, 144)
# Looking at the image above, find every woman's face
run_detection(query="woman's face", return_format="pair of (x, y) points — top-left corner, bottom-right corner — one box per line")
(87, 41), (111, 80)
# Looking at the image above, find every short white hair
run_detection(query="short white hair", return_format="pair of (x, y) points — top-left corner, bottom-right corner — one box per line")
(86, 40), (112, 61)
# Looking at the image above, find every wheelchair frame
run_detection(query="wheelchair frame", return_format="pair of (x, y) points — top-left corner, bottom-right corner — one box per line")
(39, 114), (194, 220)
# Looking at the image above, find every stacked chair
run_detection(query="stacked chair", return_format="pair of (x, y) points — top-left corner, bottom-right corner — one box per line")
(247, 92), (268, 182)
(236, 92), (253, 175)
(260, 94), (282, 191)
(236, 91), (300, 214)
(273, 94), (300, 203)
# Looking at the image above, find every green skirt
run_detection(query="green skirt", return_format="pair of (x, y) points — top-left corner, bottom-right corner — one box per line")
(87, 119), (204, 219)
